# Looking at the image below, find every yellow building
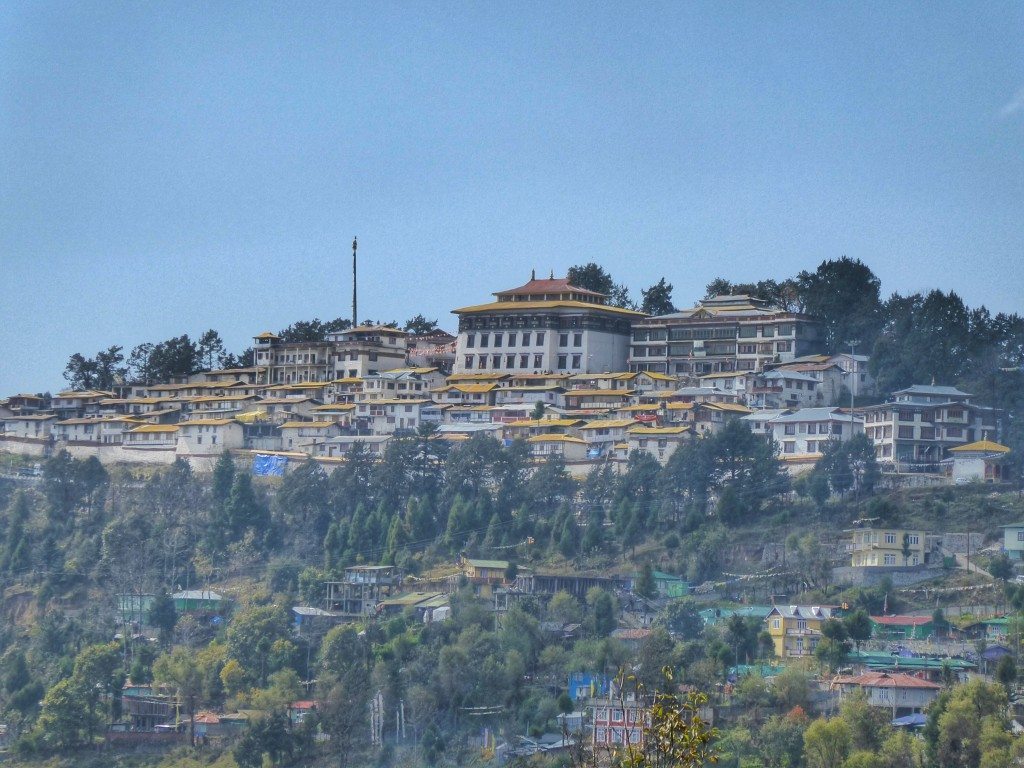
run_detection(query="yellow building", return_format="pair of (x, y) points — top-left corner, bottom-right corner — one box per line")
(849, 528), (926, 567)
(765, 605), (837, 658)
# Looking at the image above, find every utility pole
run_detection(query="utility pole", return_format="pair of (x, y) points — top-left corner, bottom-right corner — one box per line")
(352, 236), (358, 329)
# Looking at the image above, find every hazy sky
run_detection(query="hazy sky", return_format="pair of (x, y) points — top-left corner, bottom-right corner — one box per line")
(2, 2), (1022, 394)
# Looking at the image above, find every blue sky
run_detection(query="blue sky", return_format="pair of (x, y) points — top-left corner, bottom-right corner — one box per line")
(1, 2), (1022, 394)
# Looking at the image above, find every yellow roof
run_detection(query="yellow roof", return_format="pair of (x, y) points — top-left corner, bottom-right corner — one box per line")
(181, 418), (236, 426)
(311, 403), (357, 411)
(628, 425), (690, 435)
(700, 371), (745, 379)
(564, 389), (634, 398)
(267, 382), (327, 390)
(254, 331), (280, 339)
(128, 424), (180, 433)
(527, 434), (587, 444)
(950, 440), (1010, 453)
(446, 372), (509, 382)
(508, 418), (584, 428)
(331, 377), (364, 385)
(619, 404), (660, 412)
(234, 410), (268, 423)
(645, 391), (676, 399)
(279, 421), (336, 429)
(453, 299), (645, 317)
(383, 367), (439, 375)
(639, 371), (676, 381)
(449, 383), (498, 393)
(361, 398), (430, 406)
(569, 372), (636, 381)
(666, 402), (694, 410)
(579, 419), (636, 430)
(55, 389), (114, 399)
(191, 395), (257, 403)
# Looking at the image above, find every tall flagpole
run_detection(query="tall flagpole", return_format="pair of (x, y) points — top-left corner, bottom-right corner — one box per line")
(352, 237), (358, 329)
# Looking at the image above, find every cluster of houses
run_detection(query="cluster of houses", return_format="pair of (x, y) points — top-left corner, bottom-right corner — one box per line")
(0, 275), (1011, 479)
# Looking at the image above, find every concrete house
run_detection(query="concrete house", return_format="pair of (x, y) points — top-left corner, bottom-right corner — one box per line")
(768, 407), (863, 462)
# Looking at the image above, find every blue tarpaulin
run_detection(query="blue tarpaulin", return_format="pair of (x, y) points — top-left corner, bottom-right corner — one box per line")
(892, 713), (927, 728)
(252, 454), (288, 476)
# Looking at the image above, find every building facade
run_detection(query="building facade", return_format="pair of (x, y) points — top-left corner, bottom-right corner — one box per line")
(452, 275), (642, 375)
(628, 295), (822, 377)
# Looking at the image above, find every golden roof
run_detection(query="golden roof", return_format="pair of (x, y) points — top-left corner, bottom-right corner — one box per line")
(279, 421), (337, 430)
(950, 440), (1010, 453)
(527, 434), (586, 444)
(128, 424), (180, 433)
(453, 299), (645, 316)
(579, 419), (636, 430)
(628, 425), (690, 435)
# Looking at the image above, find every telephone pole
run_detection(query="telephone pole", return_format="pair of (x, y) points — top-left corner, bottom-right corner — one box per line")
(352, 236), (358, 329)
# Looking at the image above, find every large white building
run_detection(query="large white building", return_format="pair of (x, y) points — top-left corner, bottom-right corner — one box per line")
(452, 275), (642, 375)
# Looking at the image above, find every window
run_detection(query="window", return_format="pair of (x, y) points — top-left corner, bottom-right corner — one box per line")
(559, 333), (569, 347)
(494, 333), (503, 347)
(477, 356), (487, 369)
(898, 426), (914, 439)
(480, 333), (489, 348)
(536, 332), (545, 345)
(907, 534), (919, 545)
(508, 333), (516, 347)
(506, 355), (515, 368)
(784, 424), (796, 435)
(885, 532), (896, 544)
(534, 354), (543, 368)
(806, 441), (816, 453)
(519, 354), (529, 368)
(574, 332), (583, 347)
(946, 427), (962, 438)
(572, 354), (582, 369)
(558, 354), (568, 369)
(783, 442), (795, 454)
(948, 409), (965, 419)
(884, 554), (897, 565)
(776, 341), (792, 352)
(1017, 531), (1024, 542)
(522, 332), (530, 346)
(772, 618), (781, 629)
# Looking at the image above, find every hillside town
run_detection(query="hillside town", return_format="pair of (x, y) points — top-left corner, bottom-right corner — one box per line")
(1, 265), (1023, 767)
(0, 274), (1010, 482)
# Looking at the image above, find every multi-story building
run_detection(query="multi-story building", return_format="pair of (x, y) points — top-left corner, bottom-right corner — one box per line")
(327, 325), (409, 379)
(324, 566), (403, 619)
(628, 294), (822, 378)
(849, 527), (927, 567)
(452, 274), (642, 375)
(768, 407), (863, 461)
(254, 326), (410, 385)
(830, 672), (940, 716)
(590, 697), (649, 748)
(861, 385), (998, 472)
(765, 605), (837, 658)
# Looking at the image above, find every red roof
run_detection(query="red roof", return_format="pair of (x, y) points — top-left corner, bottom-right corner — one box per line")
(871, 615), (933, 626)
(834, 672), (940, 690)
(289, 700), (318, 710)
(494, 277), (606, 298)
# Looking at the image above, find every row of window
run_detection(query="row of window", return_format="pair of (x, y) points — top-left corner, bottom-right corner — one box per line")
(466, 331), (584, 349)
(782, 422), (841, 435)
(465, 354), (545, 370)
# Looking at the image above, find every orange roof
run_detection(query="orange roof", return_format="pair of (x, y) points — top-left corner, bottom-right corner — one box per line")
(494, 276), (606, 298)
